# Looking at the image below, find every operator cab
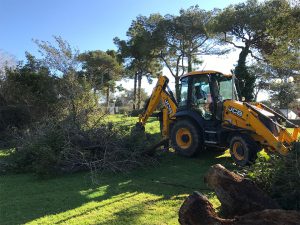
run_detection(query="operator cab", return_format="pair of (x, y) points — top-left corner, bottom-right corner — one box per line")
(178, 70), (238, 121)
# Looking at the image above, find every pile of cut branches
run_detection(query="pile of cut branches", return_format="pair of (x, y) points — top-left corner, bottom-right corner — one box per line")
(8, 116), (157, 177)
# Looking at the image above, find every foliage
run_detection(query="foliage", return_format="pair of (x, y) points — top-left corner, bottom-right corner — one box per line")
(248, 61), (299, 108)
(0, 53), (58, 132)
(266, 2), (300, 71)
(2, 51), (110, 176)
(0, 50), (16, 79)
(248, 62), (272, 101)
(234, 51), (256, 100)
(11, 120), (68, 176)
(130, 108), (145, 117)
(78, 50), (123, 106)
(0, 105), (31, 132)
(246, 143), (300, 210)
(144, 7), (224, 101)
(160, 6), (225, 72)
(213, 0), (288, 101)
(6, 72), (89, 175)
(9, 113), (158, 177)
(1, 36), (158, 177)
(115, 88), (148, 110)
(33, 36), (80, 75)
(114, 15), (162, 109)
(269, 80), (298, 109)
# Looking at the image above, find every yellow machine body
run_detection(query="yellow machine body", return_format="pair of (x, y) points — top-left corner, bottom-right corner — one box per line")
(223, 100), (299, 155)
(137, 70), (299, 165)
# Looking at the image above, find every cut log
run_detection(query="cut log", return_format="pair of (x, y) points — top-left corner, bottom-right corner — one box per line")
(178, 191), (233, 225)
(204, 164), (280, 216)
(234, 209), (300, 225)
(178, 191), (300, 225)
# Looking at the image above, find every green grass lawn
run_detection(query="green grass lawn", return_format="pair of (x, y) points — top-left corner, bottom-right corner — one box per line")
(105, 114), (161, 134)
(0, 115), (233, 225)
(0, 115), (298, 225)
(0, 151), (231, 225)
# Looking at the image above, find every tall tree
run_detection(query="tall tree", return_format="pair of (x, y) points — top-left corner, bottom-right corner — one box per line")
(33, 36), (96, 124)
(1, 53), (57, 117)
(114, 15), (162, 109)
(266, 1), (300, 71)
(213, 0), (286, 101)
(33, 36), (80, 75)
(269, 68), (298, 109)
(78, 50), (123, 107)
(248, 62), (299, 109)
(149, 7), (225, 101)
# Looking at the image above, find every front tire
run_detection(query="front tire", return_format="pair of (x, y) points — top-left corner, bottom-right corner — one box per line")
(171, 120), (202, 157)
(229, 134), (260, 166)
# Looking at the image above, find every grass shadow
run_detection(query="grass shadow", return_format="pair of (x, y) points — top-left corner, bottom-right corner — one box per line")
(0, 147), (233, 225)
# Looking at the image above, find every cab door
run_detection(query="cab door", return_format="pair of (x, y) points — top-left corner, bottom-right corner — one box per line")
(190, 75), (213, 120)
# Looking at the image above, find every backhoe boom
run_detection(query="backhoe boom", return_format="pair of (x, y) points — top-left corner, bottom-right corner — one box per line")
(137, 76), (177, 139)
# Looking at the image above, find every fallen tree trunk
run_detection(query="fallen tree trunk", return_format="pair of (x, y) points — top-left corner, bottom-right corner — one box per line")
(179, 191), (300, 225)
(204, 164), (279, 216)
(179, 192), (233, 225)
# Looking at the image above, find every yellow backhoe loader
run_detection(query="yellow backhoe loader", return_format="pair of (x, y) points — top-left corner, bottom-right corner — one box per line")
(136, 70), (299, 166)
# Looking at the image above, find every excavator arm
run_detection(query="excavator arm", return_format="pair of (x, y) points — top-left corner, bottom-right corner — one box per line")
(223, 100), (299, 155)
(251, 102), (300, 154)
(137, 75), (177, 139)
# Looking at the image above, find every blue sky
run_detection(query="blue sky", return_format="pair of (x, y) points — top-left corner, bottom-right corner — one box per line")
(1, 0), (243, 61)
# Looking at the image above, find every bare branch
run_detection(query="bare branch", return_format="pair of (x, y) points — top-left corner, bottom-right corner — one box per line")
(224, 32), (244, 49)
(249, 50), (264, 61)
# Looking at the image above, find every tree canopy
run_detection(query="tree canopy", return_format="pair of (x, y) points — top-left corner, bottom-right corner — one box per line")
(213, 0), (290, 100)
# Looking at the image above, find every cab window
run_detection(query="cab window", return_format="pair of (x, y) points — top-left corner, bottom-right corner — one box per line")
(191, 76), (212, 120)
(178, 77), (188, 107)
(211, 74), (237, 101)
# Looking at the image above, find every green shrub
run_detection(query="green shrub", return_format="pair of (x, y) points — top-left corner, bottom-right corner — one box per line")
(11, 122), (67, 176)
(0, 105), (31, 131)
(130, 109), (144, 117)
(117, 107), (131, 115)
(246, 143), (300, 210)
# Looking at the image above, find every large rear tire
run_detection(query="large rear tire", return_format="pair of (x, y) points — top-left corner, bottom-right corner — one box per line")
(171, 120), (202, 157)
(229, 134), (260, 166)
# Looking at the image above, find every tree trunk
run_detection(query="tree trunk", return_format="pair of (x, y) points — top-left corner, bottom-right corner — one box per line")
(235, 44), (256, 101)
(106, 86), (110, 109)
(179, 164), (300, 225)
(187, 54), (192, 72)
(179, 192), (300, 225)
(175, 76), (181, 103)
(204, 164), (280, 217)
(137, 73), (142, 109)
(133, 72), (137, 110)
(179, 192), (232, 225)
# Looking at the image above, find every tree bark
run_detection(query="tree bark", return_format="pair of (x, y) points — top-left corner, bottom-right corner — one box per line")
(137, 73), (142, 109)
(187, 54), (192, 72)
(175, 76), (181, 103)
(234, 43), (256, 101)
(179, 191), (300, 225)
(106, 86), (110, 109)
(133, 72), (137, 110)
(204, 164), (280, 217)
(179, 192), (232, 225)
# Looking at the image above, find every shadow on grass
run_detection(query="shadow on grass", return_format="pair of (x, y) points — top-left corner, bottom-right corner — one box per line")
(0, 149), (232, 225)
